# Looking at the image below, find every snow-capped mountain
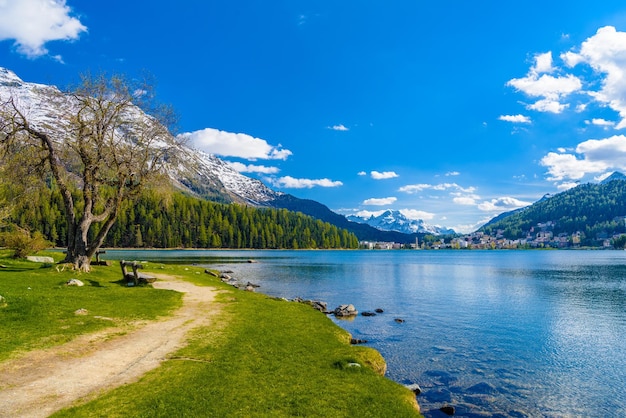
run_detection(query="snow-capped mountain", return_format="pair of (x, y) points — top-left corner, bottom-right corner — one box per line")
(0, 67), (280, 206)
(169, 145), (283, 205)
(347, 210), (455, 235)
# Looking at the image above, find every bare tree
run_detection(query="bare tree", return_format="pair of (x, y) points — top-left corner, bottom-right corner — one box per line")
(0, 73), (178, 271)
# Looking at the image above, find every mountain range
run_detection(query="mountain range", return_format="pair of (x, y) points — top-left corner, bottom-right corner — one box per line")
(0, 67), (453, 242)
(347, 210), (455, 235)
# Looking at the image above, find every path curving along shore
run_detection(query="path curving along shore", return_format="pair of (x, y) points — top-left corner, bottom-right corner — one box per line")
(0, 275), (221, 418)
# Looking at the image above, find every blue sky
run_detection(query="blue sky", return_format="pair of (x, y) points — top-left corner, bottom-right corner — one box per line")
(2, 1), (626, 233)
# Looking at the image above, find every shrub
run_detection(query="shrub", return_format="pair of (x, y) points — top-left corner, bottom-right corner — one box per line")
(0, 226), (52, 259)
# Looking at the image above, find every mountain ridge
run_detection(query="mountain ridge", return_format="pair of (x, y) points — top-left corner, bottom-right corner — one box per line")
(479, 173), (626, 244)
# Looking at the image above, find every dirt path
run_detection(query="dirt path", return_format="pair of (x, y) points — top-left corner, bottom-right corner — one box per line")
(0, 275), (222, 418)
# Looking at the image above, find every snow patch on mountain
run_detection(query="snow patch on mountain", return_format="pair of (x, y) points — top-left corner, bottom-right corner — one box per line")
(347, 209), (455, 235)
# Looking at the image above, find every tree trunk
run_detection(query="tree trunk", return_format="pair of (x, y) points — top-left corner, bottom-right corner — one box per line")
(64, 225), (92, 272)
(73, 254), (92, 272)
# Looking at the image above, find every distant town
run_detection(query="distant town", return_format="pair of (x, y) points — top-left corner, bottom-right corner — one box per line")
(360, 218), (626, 250)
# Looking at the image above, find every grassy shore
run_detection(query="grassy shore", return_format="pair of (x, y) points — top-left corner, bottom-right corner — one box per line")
(0, 251), (421, 417)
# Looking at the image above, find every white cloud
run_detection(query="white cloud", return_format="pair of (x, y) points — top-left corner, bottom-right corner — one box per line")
(179, 128), (292, 160)
(507, 73), (581, 100)
(362, 197), (397, 205)
(0, 0), (87, 58)
(532, 52), (555, 74)
(270, 176), (342, 189)
(445, 171), (460, 176)
(590, 118), (615, 126)
(328, 124), (349, 131)
(499, 114), (531, 123)
(357, 171), (367, 176)
(398, 183), (431, 193)
(453, 196), (478, 206)
(577, 134), (626, 161)
(506, 50), (582, 114)
(541, 152), (602, 181)
(556, 182), (579, 191)
(399, 182), (475, 194)
(371, 170), (399, 180)
(540, 134), (626, 180)
(437, 183), (476, 193)
(51, 54), (64, 64)
(476, 197), (531, 212)
(528, 99), (568, 113)
(561, 26), (626, 128)
(227, 162), (280, 174)
(561, 51), (584, 67)
(399, 209), (435, 221)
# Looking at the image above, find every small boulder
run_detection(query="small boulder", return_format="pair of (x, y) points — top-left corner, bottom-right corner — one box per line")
(244, 285), (255, 292)
(334, 304), (358, 317)
(74, 308), (89, 315)
(311, 300), (329, 313)
(65, 278), (84, 287)
(405, 383), (422, 395)
(394, 318), (405, 323)
(205, 269), (218, 277)
(440, 405), (455, 416)
(375, 308), (384, 313)
(350, 338), (368, 344)
(361, 311), (377, 317)
(26, 256), (55, 264)
(0, 295), (7, 308)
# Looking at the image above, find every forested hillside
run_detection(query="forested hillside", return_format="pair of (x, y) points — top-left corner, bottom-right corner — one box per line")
(10, 188), (359, 250)
(480, 179), (626, 242)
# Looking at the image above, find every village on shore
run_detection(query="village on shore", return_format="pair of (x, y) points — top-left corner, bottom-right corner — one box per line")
(361, 220), (626, 250)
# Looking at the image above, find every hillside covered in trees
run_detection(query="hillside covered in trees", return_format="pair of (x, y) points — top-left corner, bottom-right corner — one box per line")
(10, 188), (359, 250)
(480, 178), (626, 244)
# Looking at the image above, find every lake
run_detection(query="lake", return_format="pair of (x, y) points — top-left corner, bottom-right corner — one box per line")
(104, 249), (626, 417)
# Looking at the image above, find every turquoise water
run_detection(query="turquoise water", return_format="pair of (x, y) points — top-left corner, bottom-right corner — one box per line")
(105, 249), (626, 417)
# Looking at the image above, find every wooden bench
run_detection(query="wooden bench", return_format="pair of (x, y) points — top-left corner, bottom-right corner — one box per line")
(120, 260), (156, 286)
(93, 250), (111, 266)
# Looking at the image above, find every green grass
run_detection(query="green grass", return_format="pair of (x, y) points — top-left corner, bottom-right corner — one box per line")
(0, 250), (421, 417)
(0, 250), (182, 361)
(54, 276), (421, 417)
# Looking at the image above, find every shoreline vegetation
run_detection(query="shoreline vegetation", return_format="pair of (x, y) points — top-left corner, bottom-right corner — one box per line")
(0, 250), (422, 417)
